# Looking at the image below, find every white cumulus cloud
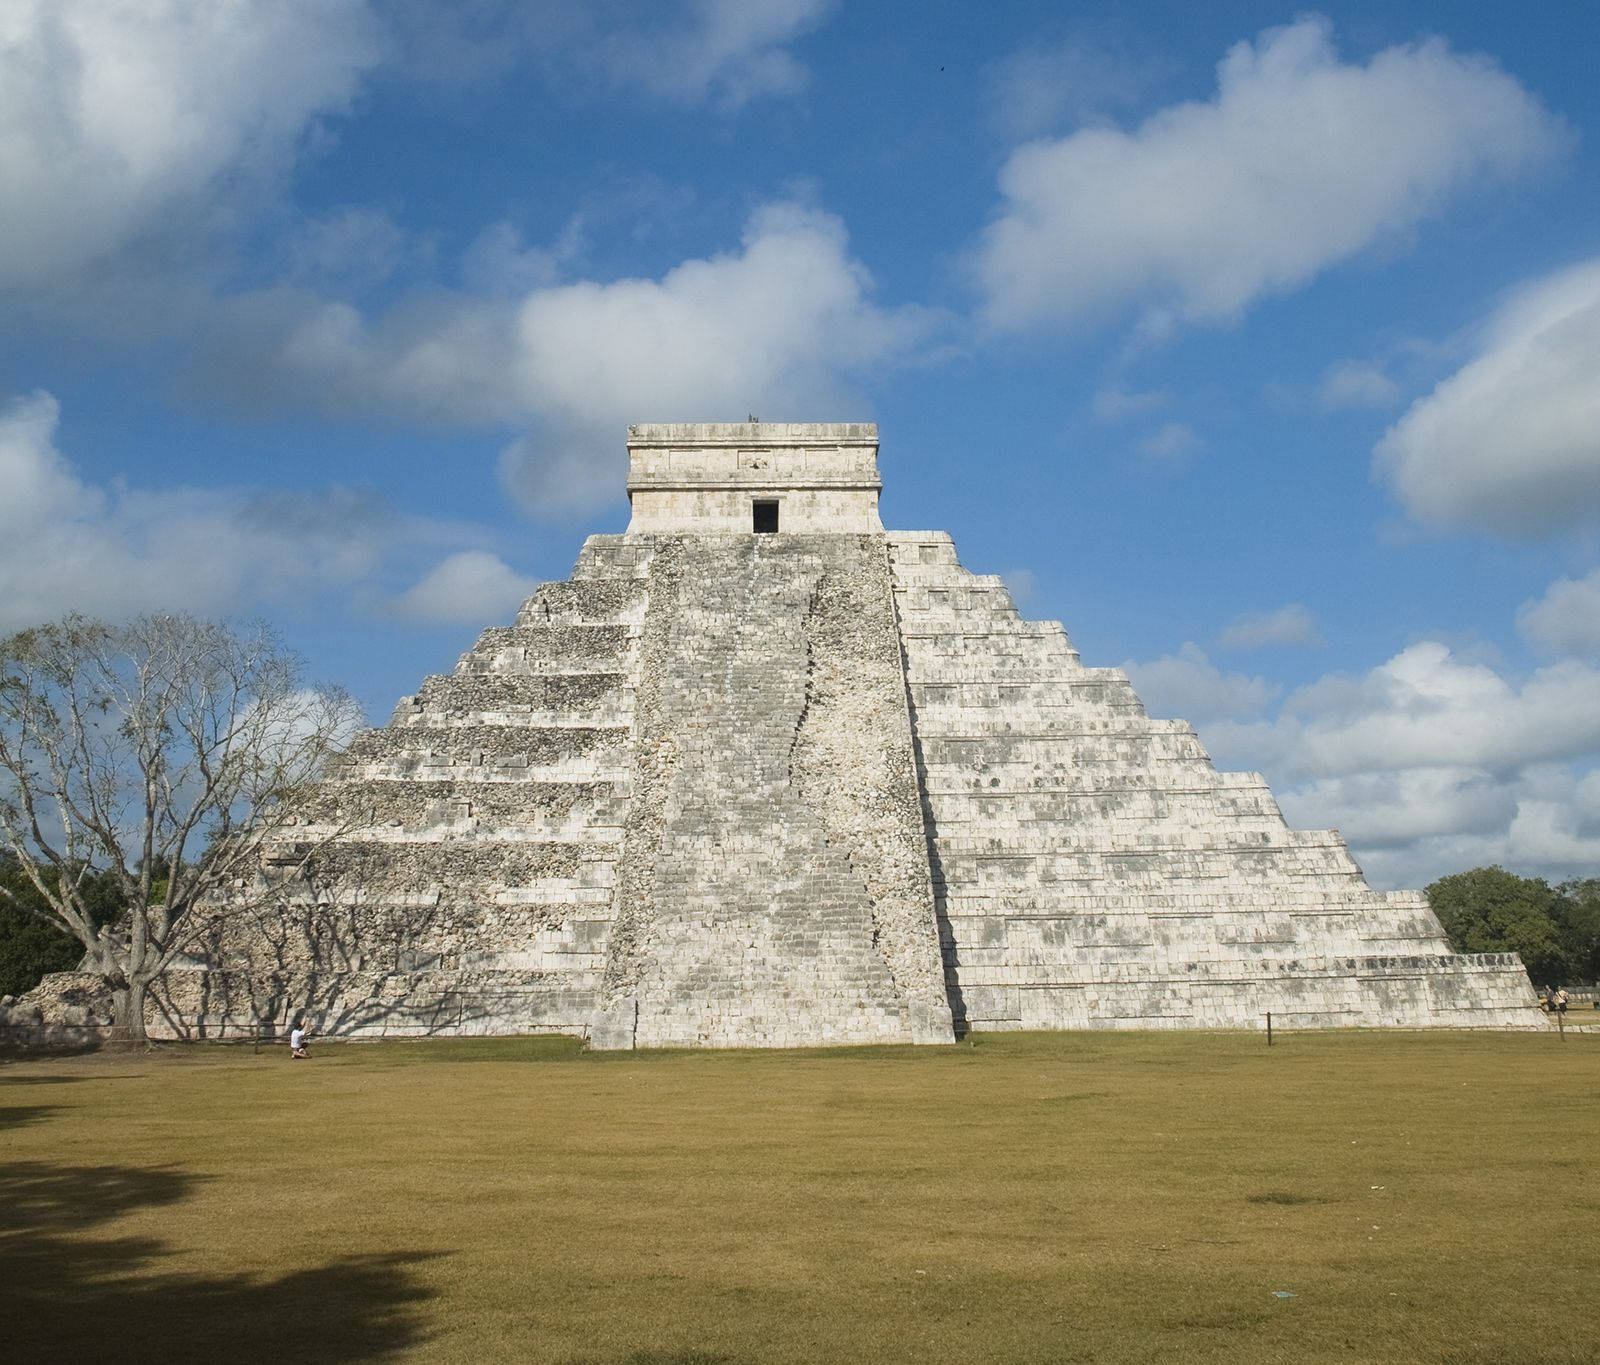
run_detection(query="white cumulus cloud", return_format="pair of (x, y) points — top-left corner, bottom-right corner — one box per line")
(387, 0), (836, 106)
(1517, 568), (1600, 657)
(1375, 258), (1600, 537)
(1122, 642), (1276, 723)
(983, 36), (1161, 139)
(1121, 638), (1600, 885)
(976, 16), (1564, 331)
(1316, 360), (1400, 411)
(0, 391), (485, 631)
(1289, 765), (1600, 891)
(0, 1), (835, 302)
(1243, 642), (1600, 779)
(595, 0), (835, 108)
(1183, 641), (1600, 887)
(506, 204), (923, 439)
(209, 203), (936, 515)
(0, 0), (382, 291)
(393, 552), (539, 625)
(1282, 767), (1518, 850)
(1217, 604), (1322, 650)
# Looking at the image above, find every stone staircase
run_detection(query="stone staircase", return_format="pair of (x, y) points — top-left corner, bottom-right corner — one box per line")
(601, 534), (950, 1048)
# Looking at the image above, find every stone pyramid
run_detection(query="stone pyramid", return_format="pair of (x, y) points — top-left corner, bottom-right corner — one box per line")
(158, 423), (1532, 1044)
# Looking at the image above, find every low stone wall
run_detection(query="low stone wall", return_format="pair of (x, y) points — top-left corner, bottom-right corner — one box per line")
(0, 972), (116, 1048)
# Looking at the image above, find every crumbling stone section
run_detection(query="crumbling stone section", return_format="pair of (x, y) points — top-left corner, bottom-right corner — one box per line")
(788, 536), (949, 1014)
(887, 531), (1535, 1031)
(598, 535), (951, 1048)
(0, 972), (114, 1048)
(600, 535), (682, 1011)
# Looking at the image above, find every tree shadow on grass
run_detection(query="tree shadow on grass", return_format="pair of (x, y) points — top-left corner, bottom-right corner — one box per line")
(0, 1104), (63, 1129)
(0, 1161), (439, 1362)
(0, 1073), (98, 1084)
(0, 1036), (108, 1059)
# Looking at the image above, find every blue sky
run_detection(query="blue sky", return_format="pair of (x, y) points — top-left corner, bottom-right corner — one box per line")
(2, 0), (1598, 888)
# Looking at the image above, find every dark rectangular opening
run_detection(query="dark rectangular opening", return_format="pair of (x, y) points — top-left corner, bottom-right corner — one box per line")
(752, 499), (779, 533)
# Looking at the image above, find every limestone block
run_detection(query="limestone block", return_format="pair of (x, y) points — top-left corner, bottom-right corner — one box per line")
(588, 995), (638, 1050)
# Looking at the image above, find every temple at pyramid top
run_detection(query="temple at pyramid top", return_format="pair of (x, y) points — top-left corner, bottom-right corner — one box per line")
(625, 421), (883, 533)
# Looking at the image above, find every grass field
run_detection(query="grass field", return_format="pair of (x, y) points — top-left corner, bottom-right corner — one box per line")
(3, 1029), (1596, 1364)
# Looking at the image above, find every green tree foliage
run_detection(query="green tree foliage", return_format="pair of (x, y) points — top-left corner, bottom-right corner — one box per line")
(1554, 878), (1600, 984)
(1427, 866), (1599, 987)
(0, 858), (125, 997)
(0, 892), (79, 998)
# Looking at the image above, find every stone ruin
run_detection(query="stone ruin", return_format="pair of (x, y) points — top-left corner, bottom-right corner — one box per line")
(63, 422), (1533, 1045)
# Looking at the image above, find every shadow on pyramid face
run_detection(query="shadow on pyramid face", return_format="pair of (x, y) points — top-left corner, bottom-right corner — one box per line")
(0, 1159), (443, 1362)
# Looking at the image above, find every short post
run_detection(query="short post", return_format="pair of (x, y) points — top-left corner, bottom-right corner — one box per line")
(1266, 1011), (1273, 1046)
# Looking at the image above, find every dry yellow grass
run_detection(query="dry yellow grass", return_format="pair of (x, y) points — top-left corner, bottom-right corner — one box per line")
(3, 1029), (1596, 1364)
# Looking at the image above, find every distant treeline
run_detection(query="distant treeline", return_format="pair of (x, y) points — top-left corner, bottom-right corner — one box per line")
(1427, 867), (1600, 989)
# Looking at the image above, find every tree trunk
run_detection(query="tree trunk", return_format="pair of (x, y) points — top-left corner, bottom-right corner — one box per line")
(111, 978), (149, 1044)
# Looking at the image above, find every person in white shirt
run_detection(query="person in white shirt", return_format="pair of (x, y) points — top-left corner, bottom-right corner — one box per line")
(289, 1020), (309, 1058)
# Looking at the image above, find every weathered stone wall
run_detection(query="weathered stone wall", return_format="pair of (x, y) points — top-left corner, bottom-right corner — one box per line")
(887, 532), (1536, 1031)
(0, 972), (115, 1048)
(596, 534), (950, 1048)
(787, 537), (949, 1012)
(598, 535), (682, 1022)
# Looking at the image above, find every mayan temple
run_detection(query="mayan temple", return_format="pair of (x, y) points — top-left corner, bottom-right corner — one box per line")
(156, 422), (1530, 1045)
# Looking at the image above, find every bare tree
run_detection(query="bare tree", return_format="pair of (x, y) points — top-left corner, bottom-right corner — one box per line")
(0, 614), (365, 1042)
